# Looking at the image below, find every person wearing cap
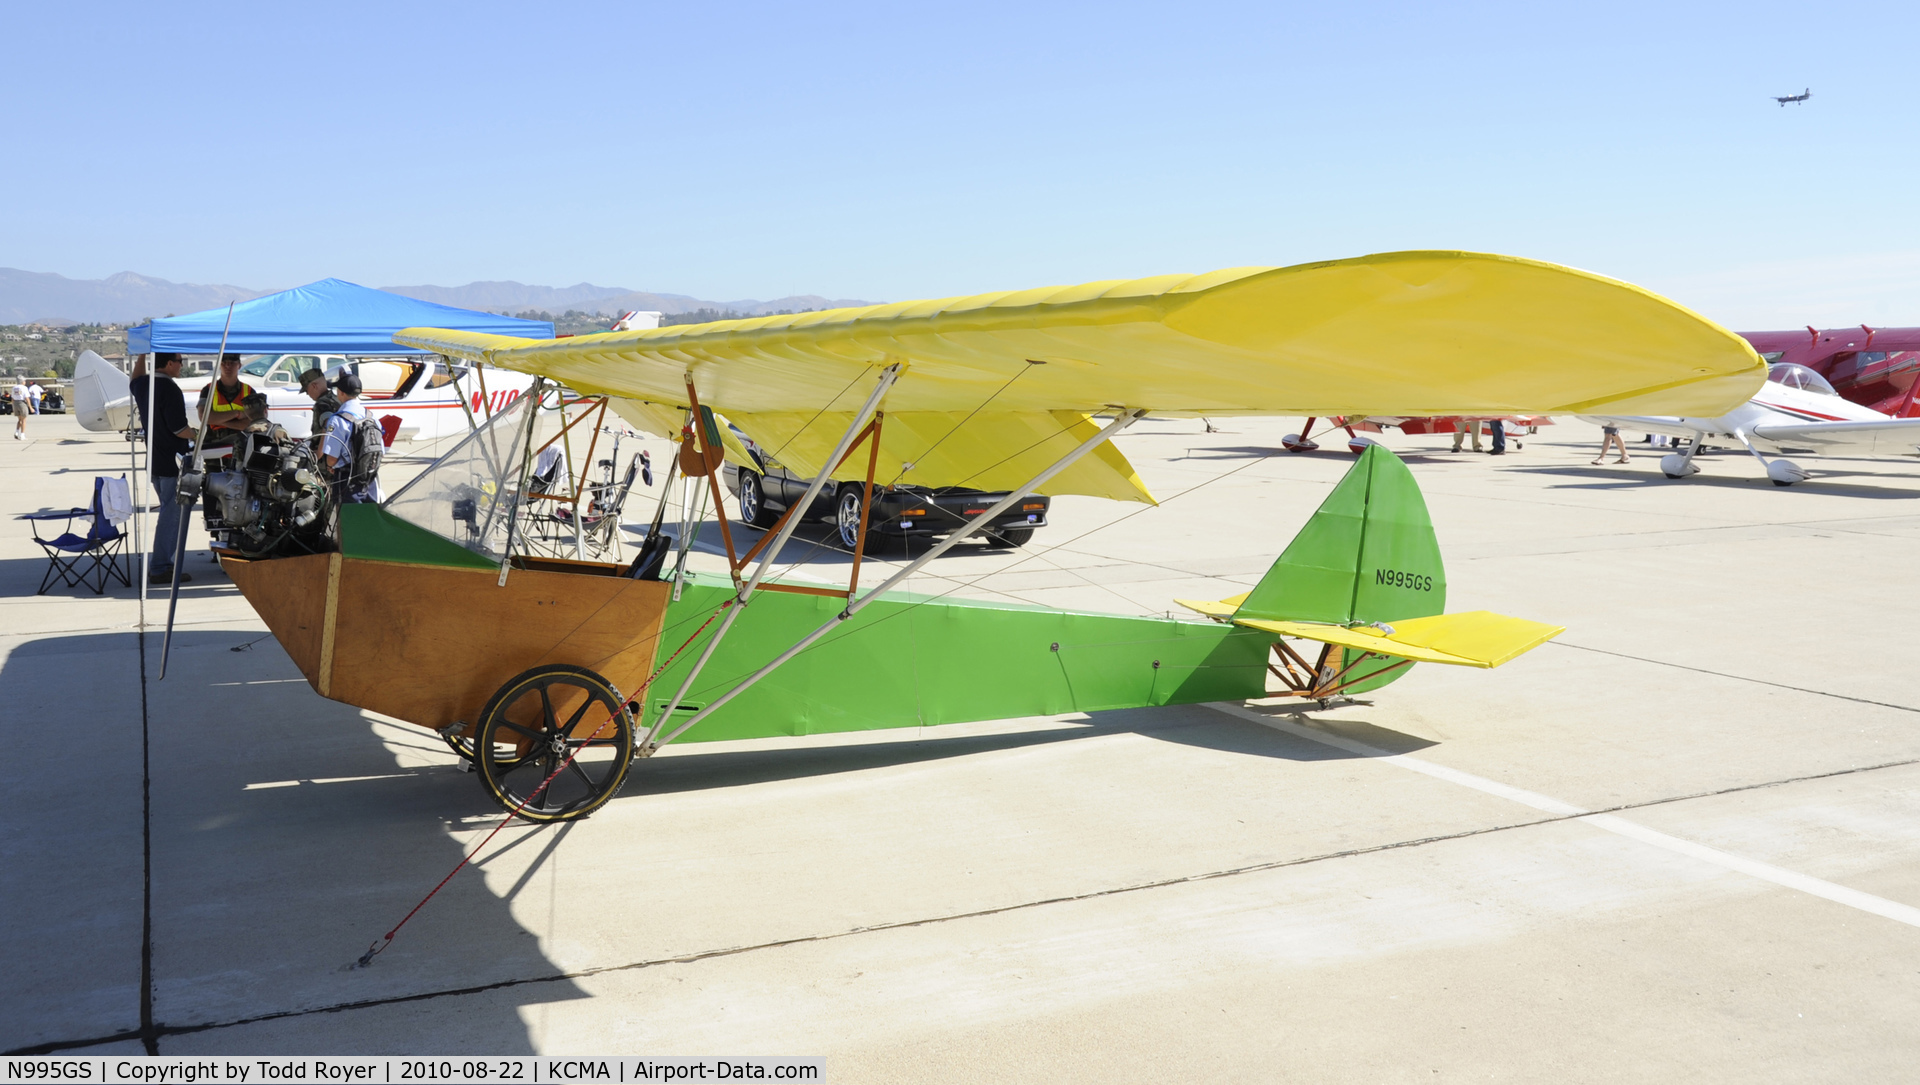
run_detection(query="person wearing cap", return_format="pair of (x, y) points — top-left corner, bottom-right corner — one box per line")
(196, 353), (259, 452)
(299, 368), (340, 439)
(321, 370), (380, 503)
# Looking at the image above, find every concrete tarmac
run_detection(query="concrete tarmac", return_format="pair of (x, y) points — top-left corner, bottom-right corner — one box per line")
(3, 413), (1917, 1080)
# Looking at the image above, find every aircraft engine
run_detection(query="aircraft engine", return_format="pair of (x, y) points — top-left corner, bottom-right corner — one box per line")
(204, 416), (334, 558)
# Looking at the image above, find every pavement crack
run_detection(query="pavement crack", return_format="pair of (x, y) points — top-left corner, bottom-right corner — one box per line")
(1547, 641), (1920, 714)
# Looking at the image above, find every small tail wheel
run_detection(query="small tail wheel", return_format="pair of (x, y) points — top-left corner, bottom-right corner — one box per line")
(443, 727), (476, 762)
(475, 664), (636, 822)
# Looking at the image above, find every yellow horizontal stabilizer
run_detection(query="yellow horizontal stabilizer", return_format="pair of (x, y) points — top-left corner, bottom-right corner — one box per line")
(1175, 591), (1249, 618)
(1234, 610), (1564, 668)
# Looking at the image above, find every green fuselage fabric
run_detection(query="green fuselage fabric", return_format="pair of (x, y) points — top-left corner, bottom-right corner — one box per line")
(338, 504), (499, 570)
(1234, 445), (1447, 625)
(643, 574), (1274, 742)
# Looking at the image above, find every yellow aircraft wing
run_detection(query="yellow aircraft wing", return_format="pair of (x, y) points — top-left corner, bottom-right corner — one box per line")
(1233, 611), (1565, 668)
(398, 251), (1763, 500)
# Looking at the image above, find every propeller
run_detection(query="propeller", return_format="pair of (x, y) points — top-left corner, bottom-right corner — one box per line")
(159, 302), (235, 681)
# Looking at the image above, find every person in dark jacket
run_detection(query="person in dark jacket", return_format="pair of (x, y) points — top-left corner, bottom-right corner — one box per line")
(129, 353), (199, 584)
(299, 368), (340, 439)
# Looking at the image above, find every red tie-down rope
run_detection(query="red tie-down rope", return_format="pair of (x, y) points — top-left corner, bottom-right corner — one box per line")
(357, 598), (736, 967)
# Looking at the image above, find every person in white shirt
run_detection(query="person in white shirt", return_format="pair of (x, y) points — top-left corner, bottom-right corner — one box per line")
(28, 382), (43, 414)
(320, 371), (380, 503)
(10, 379), (28, 438)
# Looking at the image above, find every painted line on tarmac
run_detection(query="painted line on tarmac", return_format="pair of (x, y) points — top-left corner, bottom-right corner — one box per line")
(1548, 640), (1920, 715)
(1208, 701), (1920, 930)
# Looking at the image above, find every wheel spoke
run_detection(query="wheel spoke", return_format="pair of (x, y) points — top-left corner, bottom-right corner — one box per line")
(537, 685), (559, 733)
(495, 718), (542, 740)
(567, 759), (597, 790)
(561, 695), (595, 734)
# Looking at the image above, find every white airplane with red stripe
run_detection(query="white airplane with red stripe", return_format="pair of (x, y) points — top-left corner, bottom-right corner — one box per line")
(1580, 362), (1920, 486)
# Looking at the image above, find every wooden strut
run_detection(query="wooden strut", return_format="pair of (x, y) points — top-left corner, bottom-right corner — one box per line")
(682, 380), (742, 581)
(724, 413), (888, 601)
(522, 397), (610, 506)
(1265, 639), (1413, 700)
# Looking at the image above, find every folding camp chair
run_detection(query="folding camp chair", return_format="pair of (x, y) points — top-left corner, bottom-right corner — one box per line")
(27, 476), (132, 595)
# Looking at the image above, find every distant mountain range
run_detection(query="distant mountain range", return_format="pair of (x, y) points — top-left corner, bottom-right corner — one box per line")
(381, 282), (873, 318)
(0, 268), (268, 325)
(0, 268), (874, 325)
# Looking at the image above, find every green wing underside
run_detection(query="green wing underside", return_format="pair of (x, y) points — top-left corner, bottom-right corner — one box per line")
(645, 575), (1275, 742)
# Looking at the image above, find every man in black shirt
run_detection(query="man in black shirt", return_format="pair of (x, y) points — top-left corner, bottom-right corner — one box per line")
(130, 353), (199, 584)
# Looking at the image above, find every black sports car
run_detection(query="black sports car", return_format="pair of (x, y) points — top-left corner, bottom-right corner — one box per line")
(719, 431), (1049, 549)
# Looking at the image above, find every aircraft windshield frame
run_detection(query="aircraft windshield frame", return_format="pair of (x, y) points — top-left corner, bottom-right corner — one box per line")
(1766, 362), (1837, 396)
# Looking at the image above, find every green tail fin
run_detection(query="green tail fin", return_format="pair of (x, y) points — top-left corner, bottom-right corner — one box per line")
(1235, 445), (1447, 625)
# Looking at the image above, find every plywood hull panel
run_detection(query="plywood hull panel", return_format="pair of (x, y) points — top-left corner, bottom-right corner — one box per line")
(221, 553), (671, 733)
(222, 552), (332, 685)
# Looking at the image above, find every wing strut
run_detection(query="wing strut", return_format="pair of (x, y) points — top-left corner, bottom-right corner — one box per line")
(645, 405), (1148, 753)
(645, 364), (903, 751)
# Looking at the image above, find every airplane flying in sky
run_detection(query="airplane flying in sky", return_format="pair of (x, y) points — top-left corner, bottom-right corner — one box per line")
(1774, 88), (1810, 106)
(1580, 362), (1920, 486)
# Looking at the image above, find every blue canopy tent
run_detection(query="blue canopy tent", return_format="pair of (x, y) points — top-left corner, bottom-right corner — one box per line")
(127, 278), (553, 354)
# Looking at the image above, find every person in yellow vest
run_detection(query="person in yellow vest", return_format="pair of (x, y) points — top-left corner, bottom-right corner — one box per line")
(196, 353), (259, 452)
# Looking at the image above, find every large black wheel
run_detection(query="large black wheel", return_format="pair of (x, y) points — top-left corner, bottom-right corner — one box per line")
(737, 469), (779, 528)
(836, 484), (876, 551)
(475, 665), (635, 822)
(984, 525), (1033, 548)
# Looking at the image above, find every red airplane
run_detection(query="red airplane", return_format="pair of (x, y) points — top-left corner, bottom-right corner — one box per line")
(1742, 325), (1920, 418)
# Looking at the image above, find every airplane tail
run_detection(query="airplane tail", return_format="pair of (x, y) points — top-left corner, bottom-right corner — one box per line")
(74, 349), (133, 433)
(1236, 444), (1447, 625)
(1175, 444), (1559, 690)
(1176, 445), (1447, 693)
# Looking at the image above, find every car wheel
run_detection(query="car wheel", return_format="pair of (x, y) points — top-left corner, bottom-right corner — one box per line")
(985, 526), (1033, 548)
(836, 485), (875, 551)
(738, 469), (779, 528)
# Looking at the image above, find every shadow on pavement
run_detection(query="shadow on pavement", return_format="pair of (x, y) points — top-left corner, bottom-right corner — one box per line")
(0, 627), (588, 1055)
(1508, 463), (1920, 498)
(629, 700), (1437, 799)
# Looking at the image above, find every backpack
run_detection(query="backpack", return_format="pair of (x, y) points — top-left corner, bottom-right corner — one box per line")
(345, 414), (385, 494)
(326, 411), (384, 496)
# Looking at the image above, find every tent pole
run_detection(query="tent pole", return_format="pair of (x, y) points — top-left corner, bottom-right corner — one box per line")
(652, 407), (1145, 750)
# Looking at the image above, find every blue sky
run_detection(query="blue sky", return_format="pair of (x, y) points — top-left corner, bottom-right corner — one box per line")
(4, 1), (1915, 326)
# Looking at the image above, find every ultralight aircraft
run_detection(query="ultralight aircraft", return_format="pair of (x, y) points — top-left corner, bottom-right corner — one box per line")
(186, 250), (1766, 822)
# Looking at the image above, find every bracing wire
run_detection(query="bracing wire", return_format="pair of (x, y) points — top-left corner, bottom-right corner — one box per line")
(763, 365), (876, 464)
(883, 363), (1037, 488)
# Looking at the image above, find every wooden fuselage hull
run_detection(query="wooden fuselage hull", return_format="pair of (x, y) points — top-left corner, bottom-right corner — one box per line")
(221, 551), (671, 735)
